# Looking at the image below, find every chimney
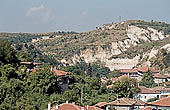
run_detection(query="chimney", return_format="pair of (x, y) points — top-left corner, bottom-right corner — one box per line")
(66, 101), (68, 104)
(106, 106), (109, 110)
(48, 103), (51, 110)
(56, 105), (59, 110)
(87, 105), (89, 110)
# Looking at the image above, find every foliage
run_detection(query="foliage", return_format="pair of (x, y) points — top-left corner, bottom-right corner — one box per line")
(63, 61), (110, 77)
(147, 97), (159, 102)
(61, 73), (115, 106)
(0, 39), (19, 66)
(139, 71), (157, 88)
(29, 66), (61, 95)
(111, 77), (139, 98)
(0, 41), (115, 109)
(106, 70), (120, 78)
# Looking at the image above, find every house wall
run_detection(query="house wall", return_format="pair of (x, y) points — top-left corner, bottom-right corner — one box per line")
(154, 78), (166, 84)
(151, 106), (170, 110)
(114, 106), (133, 110)
(160, 90), (170, 96)
(134, 93), (160, 102)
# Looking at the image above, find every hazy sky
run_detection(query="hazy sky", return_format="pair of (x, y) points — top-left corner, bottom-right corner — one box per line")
(0, 0), (170, 32)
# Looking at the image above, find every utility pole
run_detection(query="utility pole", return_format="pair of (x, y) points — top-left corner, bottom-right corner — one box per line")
(119, 16), (122, 23)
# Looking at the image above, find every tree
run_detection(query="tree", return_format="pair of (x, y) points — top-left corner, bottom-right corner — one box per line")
(111, 76), (139, 98)
(0, 39), (19, 66)
(139, 71), (157, 88)
(29, 65), (61, 95)
(147, 97), (159, 102)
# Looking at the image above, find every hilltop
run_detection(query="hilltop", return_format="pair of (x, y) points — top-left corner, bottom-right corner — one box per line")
(1, 20), (170, 73)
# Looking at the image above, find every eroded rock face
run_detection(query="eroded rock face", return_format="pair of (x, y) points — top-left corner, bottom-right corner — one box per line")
(161, 44), (170, 52)
(62, 25), (167, 70)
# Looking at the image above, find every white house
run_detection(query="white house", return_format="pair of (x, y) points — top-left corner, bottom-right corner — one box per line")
(151, 86), (170, 98)
(134, 86), (161, 102)
(153, 73), (170, 84)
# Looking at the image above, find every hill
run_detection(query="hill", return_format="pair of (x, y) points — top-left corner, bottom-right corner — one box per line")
(1, 20), (170, 73)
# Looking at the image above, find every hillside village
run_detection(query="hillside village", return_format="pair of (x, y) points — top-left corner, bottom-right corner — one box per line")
(19, 60), (170, 110)
(1, 20), (170, 110)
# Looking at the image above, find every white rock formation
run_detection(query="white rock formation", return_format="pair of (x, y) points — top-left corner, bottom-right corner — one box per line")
(63, 25), (166, 70)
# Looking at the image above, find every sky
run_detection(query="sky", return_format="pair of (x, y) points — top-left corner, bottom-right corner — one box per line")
(0, 0), (170, 32)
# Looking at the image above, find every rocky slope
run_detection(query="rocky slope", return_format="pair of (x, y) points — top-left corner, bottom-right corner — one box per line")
(1, 20), (170, 72)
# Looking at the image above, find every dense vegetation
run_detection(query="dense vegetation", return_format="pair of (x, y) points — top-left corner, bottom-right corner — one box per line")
(0, 39), (140, 109)
(139, 71), (157, 88)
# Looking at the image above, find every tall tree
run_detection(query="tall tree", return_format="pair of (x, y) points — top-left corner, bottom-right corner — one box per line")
(0, 39), (19, 66)
(111, 76), (139, 98)
(139, 71), (157, 88)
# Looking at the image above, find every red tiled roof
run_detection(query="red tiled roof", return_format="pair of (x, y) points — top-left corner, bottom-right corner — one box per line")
(153, 73), (168, 79)
(138, 67), (149, 73)
(94, 102), (108, 107)
(109, 98), (146, 106)
(84, 106), (104, 110)
(133, 99), (147, 106)
(30, 68), (38, 74)
(106, 85), (113, 89)
(150, 68), (159, 73)
(149, 97), (170, 107)
(51, 104), (104, 110)
(53, 70), (69, 77)
(138, 67), (159, 73)
(138, 86), (160, 94)
(150, 86), (170, 92)
(120, 69), (138, 73)
(140, 106), (151, 110)
(51, 103), (81, 110)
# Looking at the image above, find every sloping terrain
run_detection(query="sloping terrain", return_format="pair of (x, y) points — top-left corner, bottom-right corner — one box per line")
(1, 20), (170, 72)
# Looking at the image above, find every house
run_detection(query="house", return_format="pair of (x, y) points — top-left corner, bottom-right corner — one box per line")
(53, 69), (70, 92)
(137, 67), (159, 74)
(150, 86), (170, 99)
(20, 62), (40, 69)
(29, 67), (70, 92)
(50, 103), (104, 110)
(120, 69), (142, 80)
(134, 86), (161, 102)
(20, 61), (41, 72)
(109, 98), (147, 110)
(94, 102), (108, 109)
(153, 73), (170, 84)
(149, 96), (170, 110)
(120, 67), (160, 81)
(50, 103), (81, 110)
